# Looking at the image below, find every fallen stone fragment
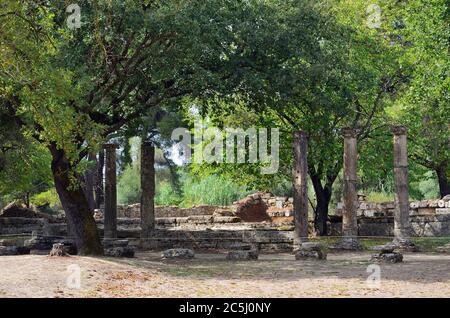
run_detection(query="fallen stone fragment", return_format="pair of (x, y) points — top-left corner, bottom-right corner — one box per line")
(295, 249), (327, 260)
(226, 249), (259, 260)
(105, 246), (135, 258)
(371, 251), (403, 263)
(49, 243), (68, 257)
(294, 242), (327, 260)
(162, 248), (195, 259)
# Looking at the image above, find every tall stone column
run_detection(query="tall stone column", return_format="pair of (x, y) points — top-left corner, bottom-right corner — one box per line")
(104, 144), (117, 238)
(341, 128), (360, 249)
(95, 149), (105, 209)
(392, 125), (413, 246)
(292, 131), (309, 246)
(140, 141), (156, 238)
(84, 152), (96, 212)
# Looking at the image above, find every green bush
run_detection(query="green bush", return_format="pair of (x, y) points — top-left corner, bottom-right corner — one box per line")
(180, 174), (250, 207)
(155, 182), (182, 206)
(117, 164), (141, 204)
(30, 188), (61, 209)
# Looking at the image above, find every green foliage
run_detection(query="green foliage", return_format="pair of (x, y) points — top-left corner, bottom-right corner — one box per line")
(30, 188), (61, 209)
(117, 162), (248, 206)
(155, 181), (182, 206)
(0, 138), (53, 203)
(117, 164), (141, 205)
(180, 174), (249, 207)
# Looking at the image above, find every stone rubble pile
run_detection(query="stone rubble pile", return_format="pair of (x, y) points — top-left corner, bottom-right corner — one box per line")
(336, 195), (450, 218)
(226, 243), (259, 260)
(371, 245), (403, 263)
(49, 243), (68, 257)
(294, 242), (327, 260)
(161, 248), (195, 259)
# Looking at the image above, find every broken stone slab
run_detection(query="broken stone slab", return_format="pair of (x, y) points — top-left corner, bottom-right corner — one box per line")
(161, 248), (195, 259)
(294, 242), (327, 260)
(436, 208), (450, 215)
(371, 251), (403, 263)
(51, 239), (77, 255)
(49, 243), (68, 257)
(295, 249), (327, 260)
(0, 245), (30, 256)
(226, 249), (259, 260)
(104, 246), (135, 258)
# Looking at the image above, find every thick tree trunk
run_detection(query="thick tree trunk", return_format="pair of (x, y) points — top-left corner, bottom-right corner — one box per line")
(310, 174), (332, 236)
(436, 165), (450, 198)
(49, 145), (103, 255)
(95, 150), (105, 209)
(84, 153), (97, 212)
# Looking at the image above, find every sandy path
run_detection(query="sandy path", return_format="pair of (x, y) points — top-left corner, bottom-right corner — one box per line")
(0, 252), (449, 298)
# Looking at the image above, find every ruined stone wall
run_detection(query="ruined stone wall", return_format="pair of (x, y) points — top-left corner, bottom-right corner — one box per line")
(335, 198), (450, 218)
(116, 204), (225, 218)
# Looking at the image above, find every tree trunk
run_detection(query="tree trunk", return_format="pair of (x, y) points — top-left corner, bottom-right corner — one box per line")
(436, 164), (450, 198)
(49, 144), (103, 256)
(95, 150), (105, 209)
(310, 174), (332, 236)
(84, 153), (97, 212)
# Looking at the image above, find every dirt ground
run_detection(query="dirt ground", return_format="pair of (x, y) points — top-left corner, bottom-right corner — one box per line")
(0, 251), (449, 298)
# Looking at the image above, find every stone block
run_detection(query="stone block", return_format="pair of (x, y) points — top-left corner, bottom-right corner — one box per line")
(295, 249), (327, 260)
(162, 248), (195, 259)
(105, 246), (135, 258)
(417, 208), (436, 215)
(226, 249), (259, 260)
(436, 208), (450, 215)
(371, 251), (403, 263)
(49, 243), (68, 257)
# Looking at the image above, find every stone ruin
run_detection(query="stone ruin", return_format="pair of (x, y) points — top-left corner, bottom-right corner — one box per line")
(2, 193), (450, 257)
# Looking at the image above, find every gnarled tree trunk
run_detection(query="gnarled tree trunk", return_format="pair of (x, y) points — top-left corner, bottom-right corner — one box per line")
(436, 164), (449, 198)
(310, 174), (333, 236)
(49, 144), (103, 256)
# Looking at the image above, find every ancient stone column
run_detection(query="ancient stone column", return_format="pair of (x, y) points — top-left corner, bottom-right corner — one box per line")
(95, 149), (105, 209)
(104, 144), (117, 238)
(140, 141), (156, 238)
(392, 125), (412, 246)
(292, 131), (309, 246)
(341, 128), (360, 249)
(84, 152), (96, 212)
